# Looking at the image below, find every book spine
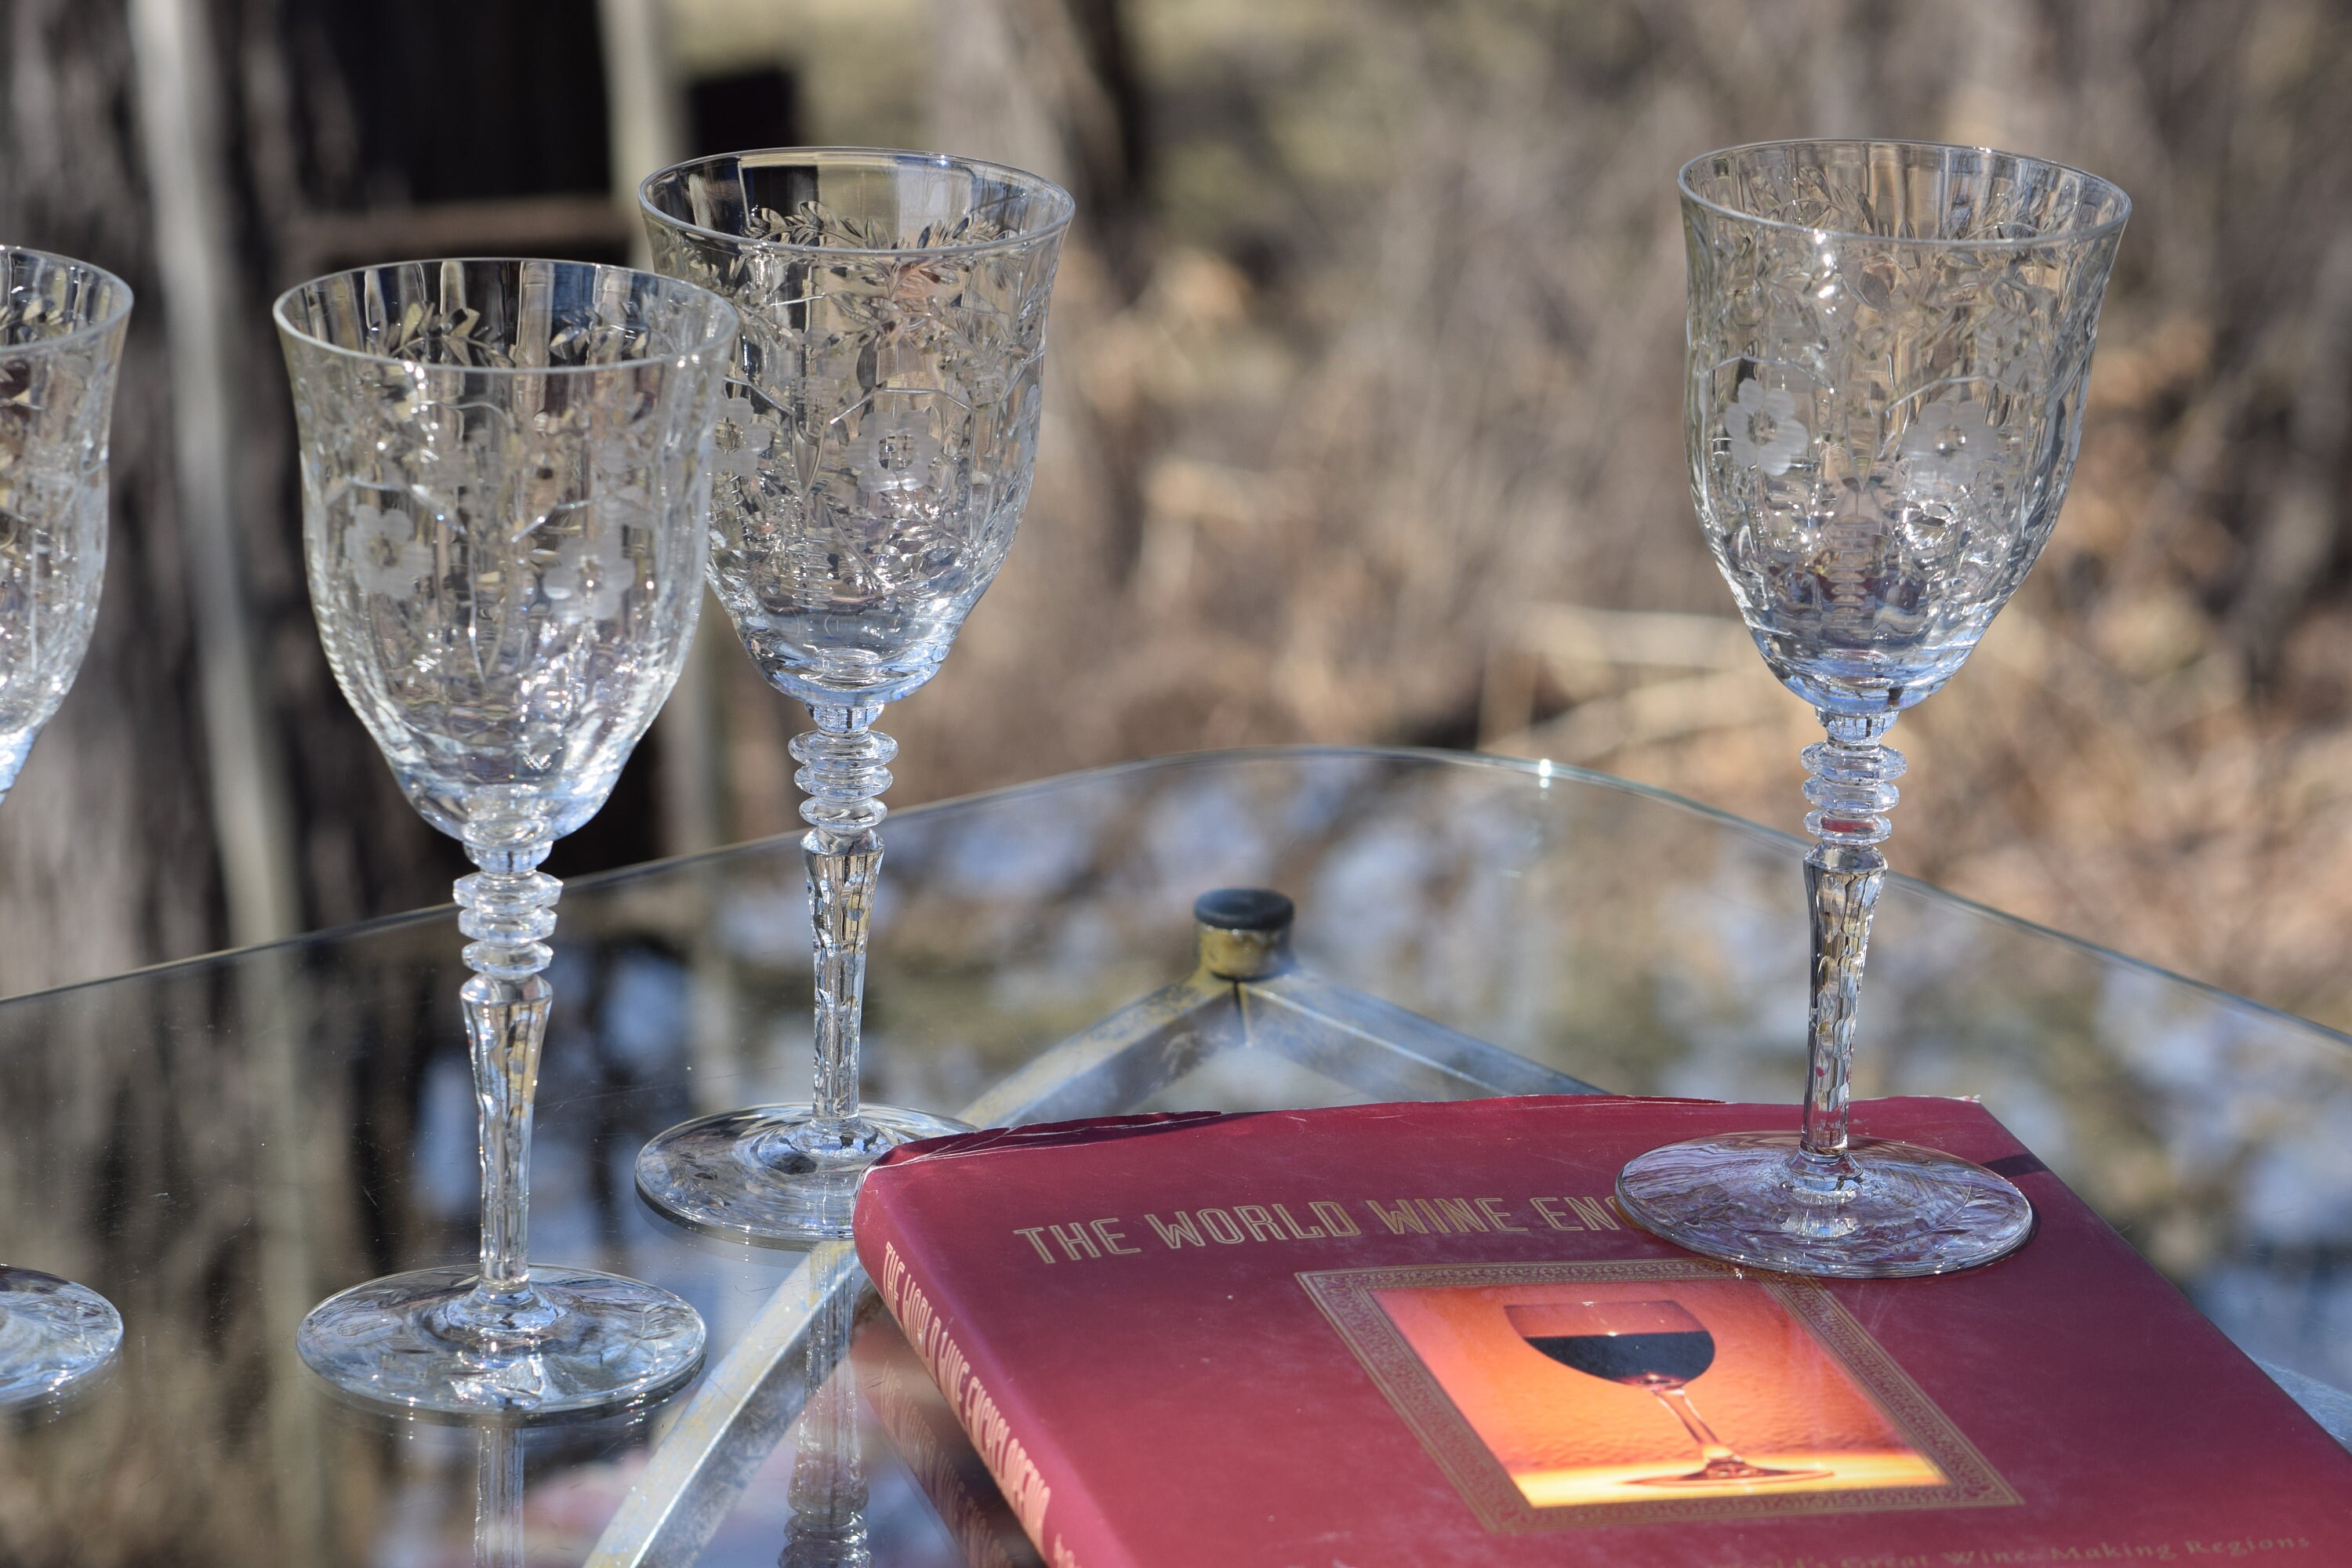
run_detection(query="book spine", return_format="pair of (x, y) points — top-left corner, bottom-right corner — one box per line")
(855, 1189), (1127, 1568)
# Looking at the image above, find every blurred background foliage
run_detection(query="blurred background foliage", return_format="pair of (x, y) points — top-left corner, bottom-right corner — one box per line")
(7, 0), (2352, 1029)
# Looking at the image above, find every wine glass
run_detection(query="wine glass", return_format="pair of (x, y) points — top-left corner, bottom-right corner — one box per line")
(0, 246), (130, 1404)
(1508, 1299), (1819, 1486)
(277, 257), (738, 1417)
(1615, 140), (2129, 1277)
(633, 150), (1073, 1243)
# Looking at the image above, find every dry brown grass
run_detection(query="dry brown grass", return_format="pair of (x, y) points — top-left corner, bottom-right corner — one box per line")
(839, 0), (2352, 1029)
(17, 0), (2352, 1032)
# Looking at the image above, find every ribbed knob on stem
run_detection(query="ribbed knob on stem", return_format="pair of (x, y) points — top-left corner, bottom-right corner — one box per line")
(456, 854), (561, 980)
(793, 707), (895, 846)
(1801, 711), (1905, 853)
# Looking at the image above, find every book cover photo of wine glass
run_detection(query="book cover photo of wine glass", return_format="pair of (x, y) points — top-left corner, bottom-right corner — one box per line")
(1312, 1261), (2012, 1528)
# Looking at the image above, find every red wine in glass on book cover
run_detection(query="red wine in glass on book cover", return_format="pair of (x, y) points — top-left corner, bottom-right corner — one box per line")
(1507, 1299), (1824, 1487)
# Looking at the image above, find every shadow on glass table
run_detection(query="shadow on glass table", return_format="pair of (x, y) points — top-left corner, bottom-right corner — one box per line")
(0, 746), (2343, 1564)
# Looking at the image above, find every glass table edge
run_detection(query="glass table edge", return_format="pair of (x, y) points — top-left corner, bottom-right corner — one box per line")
(0, 743), (2336, 1056)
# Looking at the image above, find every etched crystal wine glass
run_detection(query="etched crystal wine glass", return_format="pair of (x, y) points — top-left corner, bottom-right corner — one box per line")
(1615, 141), (2129, 1278)
(634, 150), (1072, 1243)
(0, 246), (129, 1403)
(278, 258), (738, 1415)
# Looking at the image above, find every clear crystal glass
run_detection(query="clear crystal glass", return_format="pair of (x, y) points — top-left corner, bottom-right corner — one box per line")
(634, 149), (1073, 1243)
(0, 246), (129, 1404)
(1615, 141), (2129, 1278)
(277, 258), (738, 1415)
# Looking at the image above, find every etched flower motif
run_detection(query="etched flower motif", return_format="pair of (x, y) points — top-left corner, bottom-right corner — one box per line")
(800, 369), (856, 417)
(1726, 380), (1808, 476)
(856, 399), (946, 472)
(844, 401), (947, 505)
(541, 526), (633, 623)
(344, 501), (434, 601)
(514, 409), (585, 520)
(377, 299), (510, 368)
(712, 391), (774, 481)
(1899, 394), (1997, 485)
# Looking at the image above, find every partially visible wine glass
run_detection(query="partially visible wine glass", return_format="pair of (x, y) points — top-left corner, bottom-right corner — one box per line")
(1507, 1299), (1820, 1486)
(278, 257), (738, 1417)
(634, 149), (1073, 1243)
(0, 245), (131, 1406)
(1616, 140), (2129, 1278)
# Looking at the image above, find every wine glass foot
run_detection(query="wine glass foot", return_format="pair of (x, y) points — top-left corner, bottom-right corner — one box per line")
(636, 1102), (975, 1245)
(295, 1265), (705, 1421)
(1615, 1131), (2034, 1279)
(1629, 1458), (1830, 1487)
(0, 1268), (122, 1406)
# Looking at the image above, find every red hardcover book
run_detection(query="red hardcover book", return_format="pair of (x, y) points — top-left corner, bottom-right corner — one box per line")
(851, 1095), (2352, 1568)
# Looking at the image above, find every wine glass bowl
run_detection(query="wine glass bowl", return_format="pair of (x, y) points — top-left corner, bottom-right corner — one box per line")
(635, 150), (1072, 1243)
(639, 150), (1073, 710)
(1509, 1298), (1717, 1386)
(0, 249), (125, 795)
(279, 260), (735, 850)
(278, 258), (738, 1417)
(1682, 141), (2129, 717)
(1617, 142), (2129, 1279)
(0, 246), (132, 1404)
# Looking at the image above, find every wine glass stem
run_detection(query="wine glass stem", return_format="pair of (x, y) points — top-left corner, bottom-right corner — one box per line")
(794, 706), (895, 1134)
(1651, 1385), (1739, 1466)
(1798, 713), (1905, 1167)
(456, 840), (560, 1299)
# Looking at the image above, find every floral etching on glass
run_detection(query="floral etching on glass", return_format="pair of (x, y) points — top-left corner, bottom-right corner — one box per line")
(281, 260), (727, 846)
(0, 270), (117, 777)
(647, 204), (1059, 702)
(1688, 191), (2118, 712)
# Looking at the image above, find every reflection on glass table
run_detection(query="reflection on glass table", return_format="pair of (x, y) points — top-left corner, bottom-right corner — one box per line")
(0, 746), (2347, 1564)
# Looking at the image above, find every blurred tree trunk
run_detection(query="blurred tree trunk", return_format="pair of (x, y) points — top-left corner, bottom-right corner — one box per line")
(4, 0), (666, 1000)
(0, 0), (221, 990)
(17, 0), (2352, 1033)
(0, 0), (598, 989)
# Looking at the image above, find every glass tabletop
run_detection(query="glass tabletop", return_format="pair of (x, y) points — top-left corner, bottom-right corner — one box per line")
(0, 746), (2344, 1565)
